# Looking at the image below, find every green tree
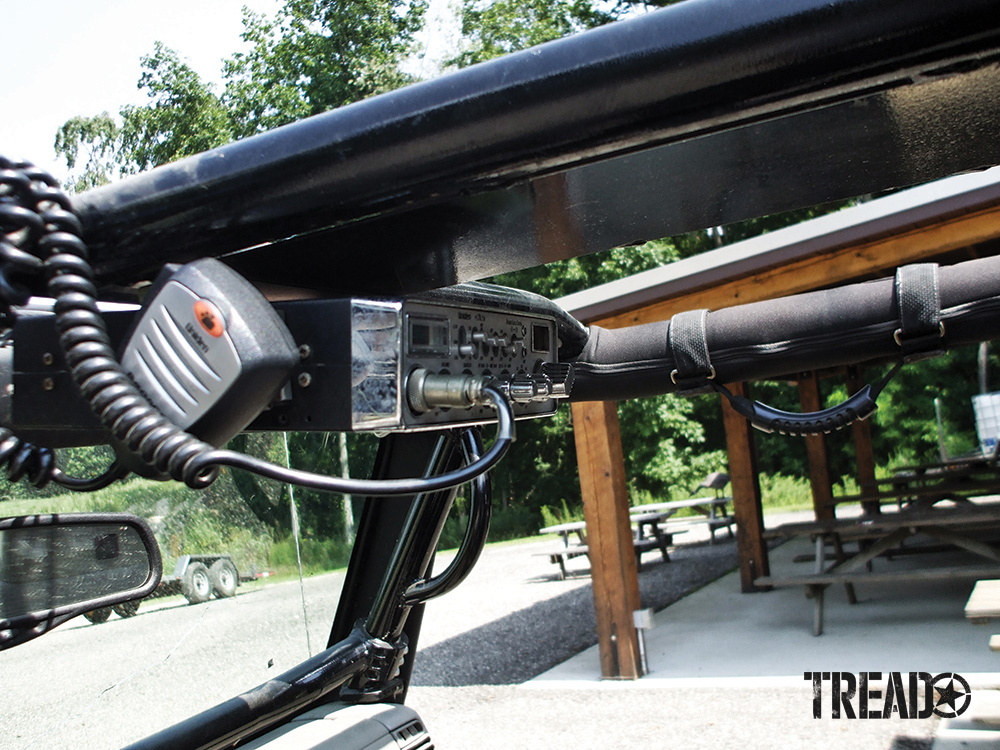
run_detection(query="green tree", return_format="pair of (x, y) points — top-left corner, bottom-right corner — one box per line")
(54, 45), (232, 187)
(119, 43), (236, 173)
(52, 113), (120, 192)
(55, 1), (426, 181)
(450, 0), (693, 69)
(224, 0), (426, 137)
(451, 0), (615, 67)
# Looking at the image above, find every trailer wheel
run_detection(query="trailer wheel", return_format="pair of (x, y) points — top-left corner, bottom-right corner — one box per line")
(84, 608), (112, 624)
(209, 559), (238, 598)
(113, 599), (141, 618)
(181, 562), (212, 604)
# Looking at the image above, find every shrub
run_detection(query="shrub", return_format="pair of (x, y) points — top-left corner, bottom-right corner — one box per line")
(269, 535), (351, 574)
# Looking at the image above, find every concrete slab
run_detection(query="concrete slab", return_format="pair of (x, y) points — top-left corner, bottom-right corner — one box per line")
(528, 535), (1000, 689)
(411, 510), (1000, 750)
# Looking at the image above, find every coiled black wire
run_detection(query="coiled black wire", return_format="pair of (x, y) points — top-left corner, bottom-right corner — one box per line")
(0, 156), (74, 488)
(5, 155), (515, 495)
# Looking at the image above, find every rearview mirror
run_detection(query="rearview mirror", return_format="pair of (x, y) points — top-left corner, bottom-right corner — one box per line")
(0, 513), (161, 650)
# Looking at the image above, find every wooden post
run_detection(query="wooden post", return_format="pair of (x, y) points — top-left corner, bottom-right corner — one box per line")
(571, 400), (643, 680)
(719, 382), (770, 592)
(798, 371), (836, 521)
(847, 366), (880, 516)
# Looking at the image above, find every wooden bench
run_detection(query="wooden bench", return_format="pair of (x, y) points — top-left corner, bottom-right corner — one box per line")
(541, 544), (591, 580)
(967, 579), (1000, 621)
(631, 512), (677, 570)
(538, 514), (681, 579)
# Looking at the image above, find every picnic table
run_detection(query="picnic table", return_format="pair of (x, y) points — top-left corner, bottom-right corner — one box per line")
(630, 494), (735, 543)
(756, 498), (1000, 635)
(630, 471), (736, 543)
(828, 455), (1000, 513)
(539, 510), (679, 580)
(537, 474), (734, 578)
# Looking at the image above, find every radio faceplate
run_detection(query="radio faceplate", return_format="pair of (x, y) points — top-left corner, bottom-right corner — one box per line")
(399, 299), (560, 430)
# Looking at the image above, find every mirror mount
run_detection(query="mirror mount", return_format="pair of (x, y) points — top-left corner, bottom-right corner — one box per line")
(0, 513), (162, 650)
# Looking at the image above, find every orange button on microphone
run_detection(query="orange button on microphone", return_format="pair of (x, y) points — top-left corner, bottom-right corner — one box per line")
(194, 299), (225, 338)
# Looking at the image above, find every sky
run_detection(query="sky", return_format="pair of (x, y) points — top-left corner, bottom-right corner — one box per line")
(2, 0), (457, 184)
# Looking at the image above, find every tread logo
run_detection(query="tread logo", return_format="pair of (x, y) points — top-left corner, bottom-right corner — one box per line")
(805, 672), (971, 719)
(194, 299), (225, 338)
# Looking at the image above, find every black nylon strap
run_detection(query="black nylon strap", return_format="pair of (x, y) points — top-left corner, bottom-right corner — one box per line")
(668, 309), (715, 394)
(894, 263), (944, 361)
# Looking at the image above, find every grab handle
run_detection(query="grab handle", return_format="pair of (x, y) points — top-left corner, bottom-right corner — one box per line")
(713, 364), (899, 436)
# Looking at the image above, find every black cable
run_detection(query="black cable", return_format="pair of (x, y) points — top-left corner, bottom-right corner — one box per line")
(403, 428), (493, 605)
(49, 461), (130, 492)
(0, 156), (119, 490)
(182, 386), (514, 495)
(0, 431), (55, 488)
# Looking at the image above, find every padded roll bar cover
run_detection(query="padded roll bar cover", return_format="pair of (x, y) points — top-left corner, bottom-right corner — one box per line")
(567, 255), (1000, 403)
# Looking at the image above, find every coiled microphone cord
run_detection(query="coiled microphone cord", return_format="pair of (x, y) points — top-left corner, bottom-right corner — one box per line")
(0, 155), (127, 489)
(4, 155), (514, 494)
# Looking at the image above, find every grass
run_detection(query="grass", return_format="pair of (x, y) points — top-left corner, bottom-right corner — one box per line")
(759, 473), (816, 512)
(0, 463), (884, 583)
(2, 477), (197, 516)
(268, 535), (352, 576)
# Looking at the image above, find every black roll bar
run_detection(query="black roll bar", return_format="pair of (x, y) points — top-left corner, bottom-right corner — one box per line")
(72, 0), (1000, 293)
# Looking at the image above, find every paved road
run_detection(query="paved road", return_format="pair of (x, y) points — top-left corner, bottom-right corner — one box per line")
(0, 571), (346, 749)
(1, 534), (740, 749)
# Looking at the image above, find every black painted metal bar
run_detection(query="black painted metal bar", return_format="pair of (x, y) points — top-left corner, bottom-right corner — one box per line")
(362, 438), (462, 641)
(226, 72), (1000, 297)
(126, 429), (477, 750)
(71, 0), (1000, 293)
(124, 628), (372, 750)
(402, 429), (492, 606)
(327, 430), (465, 702)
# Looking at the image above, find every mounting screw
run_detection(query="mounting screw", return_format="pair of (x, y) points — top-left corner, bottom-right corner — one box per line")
(298, 344), (312, 361)
(42, 377), (55, 391)
(42, 352), (54, 366)
(297, 372), (312, 388)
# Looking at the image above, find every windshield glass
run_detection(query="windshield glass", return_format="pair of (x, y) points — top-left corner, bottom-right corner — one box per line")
(0, 436), (377, 748)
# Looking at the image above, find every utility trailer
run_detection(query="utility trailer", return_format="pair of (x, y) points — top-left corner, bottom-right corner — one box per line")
(157, 555), (242, 604)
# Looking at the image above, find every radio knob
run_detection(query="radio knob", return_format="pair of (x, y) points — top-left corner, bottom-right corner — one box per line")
(538, 362), (575, 398)
(508, 373), (537, 401)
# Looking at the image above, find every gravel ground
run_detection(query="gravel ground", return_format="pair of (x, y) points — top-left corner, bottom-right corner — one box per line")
(410, 535), (740, 686)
